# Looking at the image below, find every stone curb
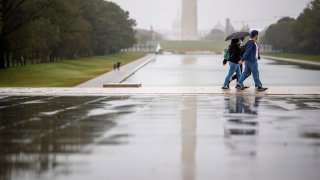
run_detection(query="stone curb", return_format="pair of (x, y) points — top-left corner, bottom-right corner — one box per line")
(262, 55), (320, 67)
(76, 54), (156, 87)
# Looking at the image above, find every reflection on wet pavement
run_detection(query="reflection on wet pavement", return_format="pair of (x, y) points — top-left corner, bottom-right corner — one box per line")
(224, 95), (260, 136)
(223, 95), (260, 160)
(1, 95), (320, 180)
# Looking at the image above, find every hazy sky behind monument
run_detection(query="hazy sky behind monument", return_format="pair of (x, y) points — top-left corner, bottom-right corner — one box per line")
(111, 0), (311, 31)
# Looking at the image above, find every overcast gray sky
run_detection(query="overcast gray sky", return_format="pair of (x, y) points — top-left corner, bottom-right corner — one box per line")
(111, 0), (311, 31)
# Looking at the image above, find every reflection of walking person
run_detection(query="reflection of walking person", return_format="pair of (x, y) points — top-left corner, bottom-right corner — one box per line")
(226, 95), (261, 115)
(236, 30), (268, 92)
(116, 62), (121, 71)
(222, 39), (242, 89)
(224, 95), (261, 136)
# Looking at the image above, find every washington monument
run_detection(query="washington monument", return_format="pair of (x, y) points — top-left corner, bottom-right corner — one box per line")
(181, 0), (198, 40)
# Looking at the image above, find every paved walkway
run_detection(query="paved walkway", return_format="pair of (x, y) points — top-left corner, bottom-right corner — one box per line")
(1, 86), (319, 96)
(76, 54), (156, 87)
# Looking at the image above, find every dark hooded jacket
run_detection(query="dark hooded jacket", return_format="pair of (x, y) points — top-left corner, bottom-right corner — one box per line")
(228, 43), (241, 64)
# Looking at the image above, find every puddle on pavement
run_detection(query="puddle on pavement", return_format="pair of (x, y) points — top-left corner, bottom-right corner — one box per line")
(1, 95), (320, 180)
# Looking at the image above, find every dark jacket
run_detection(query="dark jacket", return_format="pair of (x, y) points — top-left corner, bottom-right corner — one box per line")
(228, 43), (241, 64)
(242, 40), (260, 62)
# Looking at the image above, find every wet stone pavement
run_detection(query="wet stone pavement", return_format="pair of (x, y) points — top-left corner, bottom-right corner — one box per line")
(1, 95), (320, 180)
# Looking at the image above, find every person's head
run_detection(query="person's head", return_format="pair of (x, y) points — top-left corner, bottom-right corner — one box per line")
(250, 30), (259, 41)
(231, 38), (239, 44)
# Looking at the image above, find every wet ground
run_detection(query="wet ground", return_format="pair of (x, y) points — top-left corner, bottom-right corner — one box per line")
(1, 95), (320, 180)
(123, 54), (320, 86)
(1, 54), (320, 180)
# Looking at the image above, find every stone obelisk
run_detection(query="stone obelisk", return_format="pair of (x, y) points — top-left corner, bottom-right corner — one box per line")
(181, 0), (198, 40)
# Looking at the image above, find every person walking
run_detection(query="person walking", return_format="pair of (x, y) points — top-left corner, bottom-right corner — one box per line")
(236, 30), (268, 91)
(113, 63), (117, 71)
(222, 39), (242, 89)
(225, 37), (250, 88)
(116, 62), (121, 71)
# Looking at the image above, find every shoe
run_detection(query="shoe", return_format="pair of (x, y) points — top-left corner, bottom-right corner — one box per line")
(243, 86), (250, 89)
(235, 84), (244, 91)
(222, 85), (230, 90)
(256, 87), (268, 92)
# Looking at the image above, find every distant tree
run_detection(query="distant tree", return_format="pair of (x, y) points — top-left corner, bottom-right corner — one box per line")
(135, 29), (163, 44)
(293, 0), (320, 54)
(0, 2), (2, 30)
(6, 17), (61, 65)
(0, 0), (137, 69)
(52, 0), (92, 59)
(83, 0), (136, 55)
(263, 17), (295, 52)
(0, 0), (59, 68)
(58, 17), (92, 59)
(135, 29), (151, 44)
(262, 0), (320, 55)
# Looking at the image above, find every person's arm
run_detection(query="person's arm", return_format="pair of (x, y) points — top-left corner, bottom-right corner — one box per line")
(223, 59), (228, 65)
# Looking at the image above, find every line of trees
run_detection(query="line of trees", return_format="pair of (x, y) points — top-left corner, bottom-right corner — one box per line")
(0, 0), (137, 69)
(135, 28), (163, 44)
(261, 0), (320, 55)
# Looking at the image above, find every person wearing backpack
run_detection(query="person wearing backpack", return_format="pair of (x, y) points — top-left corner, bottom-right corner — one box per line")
(222, 38), (242, 89)
(224, 37), (251, 88)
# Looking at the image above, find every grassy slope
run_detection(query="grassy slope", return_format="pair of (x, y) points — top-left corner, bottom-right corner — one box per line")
(263, 53), (320, 62)
(0, 53), (145, 87)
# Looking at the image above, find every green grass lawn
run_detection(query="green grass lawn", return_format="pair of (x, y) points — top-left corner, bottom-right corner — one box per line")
(153, 40), (228, 53)
(0, 53), (145, 87)
(262, 53), (320, 62)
